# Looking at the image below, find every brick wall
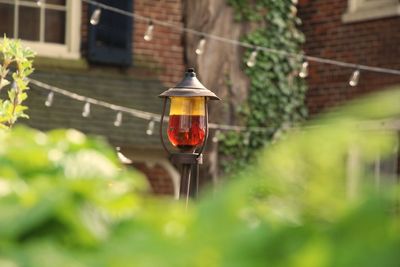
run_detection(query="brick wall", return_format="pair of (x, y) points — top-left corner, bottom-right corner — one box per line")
(81, 0), (185, 87)
(132, 162), (175, 195)
(298, 0), (400, 115)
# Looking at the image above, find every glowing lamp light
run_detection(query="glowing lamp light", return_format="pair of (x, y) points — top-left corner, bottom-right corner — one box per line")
(167, 96), (205, 150)
(159, 68), (220, 201)
(159, 68), (220, 152)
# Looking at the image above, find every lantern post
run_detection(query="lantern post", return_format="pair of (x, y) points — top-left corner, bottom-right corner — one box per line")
(159, 68), (220, 202)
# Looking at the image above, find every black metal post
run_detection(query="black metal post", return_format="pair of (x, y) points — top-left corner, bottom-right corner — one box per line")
(170, 152), (202, 201)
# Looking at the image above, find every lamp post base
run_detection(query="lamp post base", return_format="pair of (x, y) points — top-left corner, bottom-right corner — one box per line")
(170, 153), (202, 200)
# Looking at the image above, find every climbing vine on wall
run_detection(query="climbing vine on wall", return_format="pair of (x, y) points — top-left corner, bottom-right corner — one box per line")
(220, 0), (308, 173)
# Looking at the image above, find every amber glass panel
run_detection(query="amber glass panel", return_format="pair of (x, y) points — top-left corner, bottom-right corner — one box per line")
(0, 4), (14, 38)
(19, 6), (40, 41)
(167, 97), (206, 150)
(45, 10), (65, 43)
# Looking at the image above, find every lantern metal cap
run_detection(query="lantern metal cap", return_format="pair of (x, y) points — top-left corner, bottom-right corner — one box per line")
(159, 68), (220, 100)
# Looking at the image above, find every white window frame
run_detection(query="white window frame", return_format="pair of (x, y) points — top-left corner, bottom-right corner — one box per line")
(0, 0), (81, 59)
(343, 0), (400, 23)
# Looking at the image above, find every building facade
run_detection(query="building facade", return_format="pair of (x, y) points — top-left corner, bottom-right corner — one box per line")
(298, 0), (400, 114)
(1, 0), (399, 194)
(0, 0), (186, 197)
(299, 0), (400, 179)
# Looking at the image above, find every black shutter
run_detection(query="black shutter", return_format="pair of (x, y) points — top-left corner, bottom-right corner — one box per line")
(87, 0), (133, 66)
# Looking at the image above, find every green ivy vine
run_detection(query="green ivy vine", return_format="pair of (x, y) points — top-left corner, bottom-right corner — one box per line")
(220, 0), (308, 173)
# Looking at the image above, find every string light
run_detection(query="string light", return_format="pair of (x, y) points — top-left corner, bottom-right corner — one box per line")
(116, 147), (133, 164)
(195, 37), (206, 55)
(81, 0), (400, 76)
(290, 5), (298, 16)
(243, 132), (251, 146)
(114, 111), (123, 127)
(90, 8), (102, 26)
(29, 78), (400, 133)
(82, 102), (91, 118)
(146, 119), (155, 135)
(212, 130), (221, 143)
(299, 61), (309, 78)
(247, 49), (258, 68)
(36, 0), (43, 7)
(349, 69), (360, 87)
(144, 21), (154, 41)
(45, 92), (54, 107)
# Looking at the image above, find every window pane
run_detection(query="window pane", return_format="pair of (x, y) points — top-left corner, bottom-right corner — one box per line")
(44, 10), (65, 43)
(19, 6), (40, 41)
(0, 4), (14, 38)
(46, 0), (66, 6)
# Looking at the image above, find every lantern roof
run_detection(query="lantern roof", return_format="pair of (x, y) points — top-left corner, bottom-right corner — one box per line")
(159, 68), (220, 100)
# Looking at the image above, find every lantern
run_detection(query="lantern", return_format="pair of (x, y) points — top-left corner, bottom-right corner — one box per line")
(159, 68), (220, 201)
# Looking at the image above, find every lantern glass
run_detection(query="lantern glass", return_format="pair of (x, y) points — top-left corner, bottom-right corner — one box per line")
(167, 96), (206, 151)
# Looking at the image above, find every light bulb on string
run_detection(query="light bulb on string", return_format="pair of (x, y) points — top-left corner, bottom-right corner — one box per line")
(299, 61), (309, 78)
(116, 147), (133, 164)
(195, 37), (206, 55)
(144, 21), (154, 41)
(247, 49), (258, 68)
(349, 69), (360, 87)
(212, 130), (221, 143)
(243, 132), (251, 146)
(82, 102), (91, 118)
(146, 119), (155, 135)
(45, 92), (54, 107)
(36, 0), (43, 7)
(90, 8), (101, 26)
(290, 5), (298, 16)
(114, 111), (123, 127)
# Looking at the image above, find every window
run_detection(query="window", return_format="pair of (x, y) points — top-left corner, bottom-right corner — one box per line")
(0, 0), (81, 59)
(87, 0), (133, 66)
(343, 0), (400, 23)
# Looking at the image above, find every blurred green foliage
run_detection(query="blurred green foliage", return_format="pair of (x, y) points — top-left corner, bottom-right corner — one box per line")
(0, 89), (400, 266)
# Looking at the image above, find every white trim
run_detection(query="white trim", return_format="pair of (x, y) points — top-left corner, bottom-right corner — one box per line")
(21, 41), (80, 59)
(159, 160), (181, 199)
(343, 0), (400, 23)
(120, 149), (181, 199)
(67, 0), (82, 58)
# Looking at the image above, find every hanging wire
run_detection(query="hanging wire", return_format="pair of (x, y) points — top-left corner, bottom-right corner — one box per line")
(45, 92), (54, 107)
(144, 20), (154, 41)
(349, 69), (360, 87)
(81, 0), (400, 76)
(246, 49), (258, 68)
(82, 102), (91, 118)
(90, 8), (102, 25)
(195, 36), (206, 55)
(299, 61), (309, 78)
(29, 78), (268, 132)
(114, 111), (123, 127)
(29, 78), (400, 133)
(146, 119), (155, 135)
